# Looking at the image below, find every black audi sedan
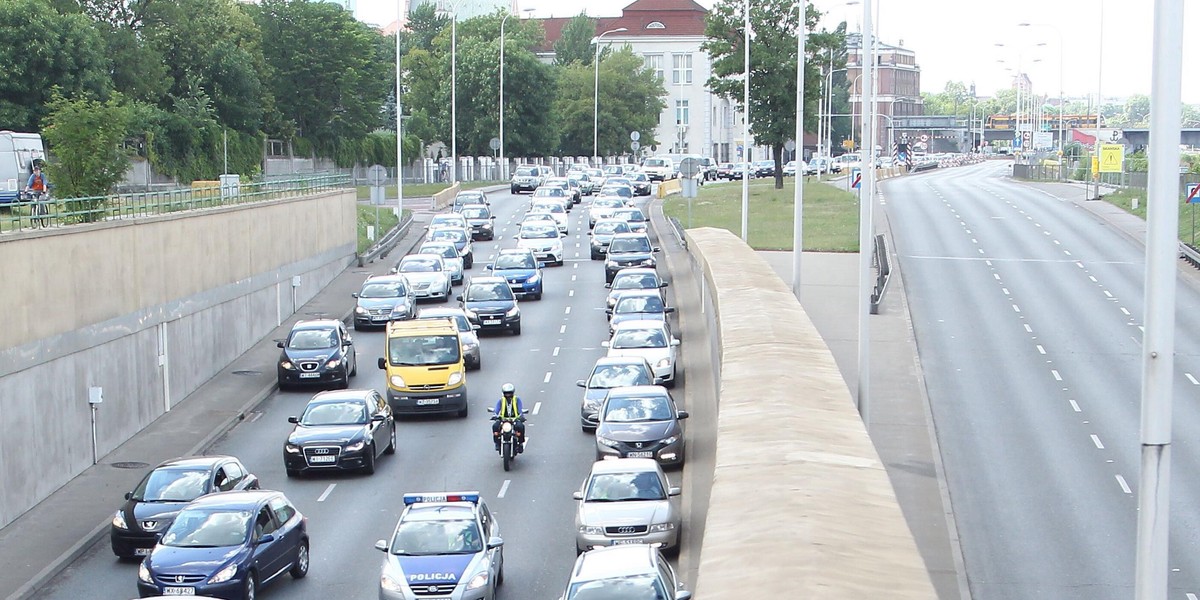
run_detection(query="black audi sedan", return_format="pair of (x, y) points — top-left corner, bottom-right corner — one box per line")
(110, 455), (259, 559)
(458, 276), (522, 335)
(284, 389), (396, 476)
(276, 319), (357, 390)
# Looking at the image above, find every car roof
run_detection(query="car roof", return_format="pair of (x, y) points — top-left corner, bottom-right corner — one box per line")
(292, 319), (341, 331)
(365, 274), (408, 285)
(185, 490), (279, 510)
(417, 307), (468, 318)
(403, 253), (445, 262)
(605, 385), (670, 399)
(612, 268), (658, 277)
(614, 290), (662, 300)
(460, 203), (489, 211)
(593, 356), (653, 368)
(611, 319), (669, 332)
(610, 233), (649, 240)
(498, 248), (535, 256)
(403, 504), (476, 522)
(309, 389), (376, 403)
(468, 276), (508, 285)
(570, 545), (658, 581)
(155, 455), (237, 470)
(588, 457), (662, 476)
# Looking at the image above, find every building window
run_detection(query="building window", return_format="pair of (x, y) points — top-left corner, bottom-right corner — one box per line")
(675, 100), (690, 126)
(644, 54), (664, 82)
(672, 53), (692, 85)
(646, 21), (665, 29)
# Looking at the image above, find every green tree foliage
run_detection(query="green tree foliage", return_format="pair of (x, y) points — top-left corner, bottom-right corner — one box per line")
(41, 92), (132, 212)
(704, 0), (836, 188)
(0, 0), (111, 131)
(921, 81), (974, 118)
(554, 47), (664, 157)
(555, 14), (597, 66)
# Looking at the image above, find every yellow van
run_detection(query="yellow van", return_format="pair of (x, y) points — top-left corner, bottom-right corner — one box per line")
(377, 318), (468, 417)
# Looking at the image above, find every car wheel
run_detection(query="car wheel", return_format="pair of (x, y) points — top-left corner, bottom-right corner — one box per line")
(512, 324), (521, 336)
(350, 358), (358, 377)
(458, 403), (469, 418)
(285, 467), (299, 478)
(353, 322), (361, 331)
(385, 424), (397, 454)
(665, 376), (677, 389)
(510, 187), (518, 194)
(290, 540), (310, 578)
(339, 374), (350, 389)
(591, 253), (601, 260)
(242, 572), (257, 600)
(362, 445), (376, 474)
(533, 292), (542, 301)
(465, 256), (473, 269)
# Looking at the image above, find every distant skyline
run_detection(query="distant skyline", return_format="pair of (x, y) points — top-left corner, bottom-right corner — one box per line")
(355, 0), (1200, 104)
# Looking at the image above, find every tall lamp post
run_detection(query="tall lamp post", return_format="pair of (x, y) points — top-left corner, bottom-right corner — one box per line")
(1018, 23), (1065, 154)
(592, 27), (628, 165)
(856, 0), (876, 425)
(395, 0), (404, 218)
(436, 0), (465, 183)
(499, 8), (535, 182)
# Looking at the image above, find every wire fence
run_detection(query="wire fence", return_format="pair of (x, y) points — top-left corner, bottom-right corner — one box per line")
(0, 174), (351, 235)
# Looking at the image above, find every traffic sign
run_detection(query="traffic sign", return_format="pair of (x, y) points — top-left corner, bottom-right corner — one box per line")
(489, 137), (501, 151)
(784, 140), (796, 152)
(1188, 183), (1200, 204)
(850, 167), (861, 189)
(630, 131), (640, 141)
(630, 141), (640, 151)
(679, 157), (701, 178)
(1099, 144), (1124, 173)
(367, 164), (388, 186)
(842, 139), (855, 150)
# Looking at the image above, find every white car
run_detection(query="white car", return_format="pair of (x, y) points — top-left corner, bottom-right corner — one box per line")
(603, 320), (680, 387)
(783, 160), (802, 176)
(588, 197), (627, 229)
(417, 241), (463, 285)
(640, 157), (675, 181)
(428, 212), (468, 232)
(516, 222), (565, 266)
(392, 254), (452, 301)
(530, 200), (569, 233)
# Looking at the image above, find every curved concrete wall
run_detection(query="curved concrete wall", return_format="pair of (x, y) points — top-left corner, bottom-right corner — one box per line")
(0, 190), (356, 528)
(686, 227), (936, 597)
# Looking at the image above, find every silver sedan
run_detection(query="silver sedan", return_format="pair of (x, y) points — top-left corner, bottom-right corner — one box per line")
(573, 458), (681, 555)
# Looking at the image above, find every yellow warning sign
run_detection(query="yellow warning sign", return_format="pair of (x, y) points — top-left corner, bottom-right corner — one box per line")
(1099, 144), (1124, 173)
(842, 139), (855, 150)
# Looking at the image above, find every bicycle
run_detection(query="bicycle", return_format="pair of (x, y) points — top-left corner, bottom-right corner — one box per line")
(21, 190), (50, 228)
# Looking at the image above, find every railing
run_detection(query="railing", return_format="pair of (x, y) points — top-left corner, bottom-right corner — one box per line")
(870, 233), (892, 314)
(0, 174), (351, 234)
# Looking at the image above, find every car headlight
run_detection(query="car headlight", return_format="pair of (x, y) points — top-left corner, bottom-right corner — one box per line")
(285, 443), (301, 454)
(482, 222), (493, 229)
(605, 260), (618, 268)
(448, 371), (464, 386)
(381, 573), (405, 592)
(138, 562), (152, 583)
(526, 273), (540, 284)
(640, 259), (655, 266)
(345, 440), (365, 452)
(389, 374), (406, 388)
(660, 435), (680, 445)
(506, 306), (520, 318)
(280, 360), (295, 370)
(465, 572), (489, 591)
(112, 511), (128, 529)
(391, 304), (409, 316)
(355, 306), (367, 315)
(325, 358), (342, 369)
(649, 522), (676, 533)
(655, 358), (672, 369)
(596, 436), (619, 448)
(584, 395), (603, 410)
(463, 309), (477, 320)
(208, 563), (238, 584)
(578, 525), (604, 535)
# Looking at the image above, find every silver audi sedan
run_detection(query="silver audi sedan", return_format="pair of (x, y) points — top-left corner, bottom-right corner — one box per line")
(573, 458), (681, 555)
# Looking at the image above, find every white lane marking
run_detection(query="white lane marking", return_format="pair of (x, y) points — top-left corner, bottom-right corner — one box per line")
(532, 401), (542, 415)
(1002, 288), (1010, 295)
(1069, 399), (1081, 412)
(1013, 304), (1021, 313)
(1024, 324), (1033, 333)
(1186, 373), (1200, 386)
(565, 306), (572, 315)
(978, 248), (985, 254)
(1116, 475), (1132, 494)
(498, 479), (511, 498)
(568, 289), (575, 298)
(544, 371), (553, 383)
(1064, 250), (1072, 256)
(574, 263), (579, 269)
(1089, 275), (1098, 282)
(994, 273), (1001, 280)
(317, 484), (337, 502)
(971, 238), (978, 244)
(1186, 593), (1197, 600)
(247, 411), (263, 423)
(1036, 345), (1046, 354)
(553, 346), (560, 357)
(985, 260), (993, 267)
(1104, 291), (1113, 298)
(571, 275), (577, 281)
(1051, 370), (1062, 381)
(1120, 307), (1131, 316)
(560, 325), (567, 334)
(1091, 435), (1105, 449)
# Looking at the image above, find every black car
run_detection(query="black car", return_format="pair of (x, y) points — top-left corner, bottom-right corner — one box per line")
(590, 219), (632, 260)
(284, 389), (396, 476)
(460, 204), (496, 240)
(458, 276), (521, 335)
(595, 385), (688, 466)
(576, 357), (658, 431)
(352, 275), (416, 330)
(111, 456), (259, 559)
(604, 233), (659, 283)
(753, 160), (775, 177)
(276, 319), (357, 390)
(629, 172), (652, 196)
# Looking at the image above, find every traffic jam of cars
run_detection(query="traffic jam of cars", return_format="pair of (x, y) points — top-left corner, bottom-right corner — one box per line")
(119, 163), (692, 600)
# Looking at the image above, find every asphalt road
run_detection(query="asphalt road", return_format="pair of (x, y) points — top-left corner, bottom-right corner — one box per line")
(37, 189), (695, 600)
(886, 162), (1200, 599)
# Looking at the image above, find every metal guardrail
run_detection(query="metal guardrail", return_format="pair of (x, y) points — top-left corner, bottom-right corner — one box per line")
(0, 174), (351, 234)
(1182, 242), (1200, 269)
(667, 216), (687, 249)
(358, 214), (414, 267)
(870, 233), (892, 314)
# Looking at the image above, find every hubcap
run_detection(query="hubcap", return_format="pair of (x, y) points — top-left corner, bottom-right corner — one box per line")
(298, 544), (309, 572)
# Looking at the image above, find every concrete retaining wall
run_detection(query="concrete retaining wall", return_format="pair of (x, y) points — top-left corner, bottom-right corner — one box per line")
(687, 227), (936, 597)
(0, 190), (357, 529)
(432, 183), (460, 211)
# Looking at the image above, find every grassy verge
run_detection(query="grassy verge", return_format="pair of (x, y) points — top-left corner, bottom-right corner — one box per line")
(662, 178), (859, 251)
(357, 204), (406, 254)
(355, 181), (505, 200)
(1103, 187), (1200, 245)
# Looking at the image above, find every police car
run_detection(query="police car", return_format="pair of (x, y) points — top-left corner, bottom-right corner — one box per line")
(376, 492), (504, 600)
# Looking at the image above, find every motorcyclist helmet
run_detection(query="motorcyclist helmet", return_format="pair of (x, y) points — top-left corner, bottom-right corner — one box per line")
(501, 383), (515, 397)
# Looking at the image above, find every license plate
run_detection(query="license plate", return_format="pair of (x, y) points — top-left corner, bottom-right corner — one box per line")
(627, 451), (654, 458)
(299, 373), (320, 379)
(610, 538), (643, 545)
(309, 455), (336, 463)
(416, 398), (440, 406)
(483, 319), (501, 325)
(134, 548), (151, 556)
(162, 588), (195, 596)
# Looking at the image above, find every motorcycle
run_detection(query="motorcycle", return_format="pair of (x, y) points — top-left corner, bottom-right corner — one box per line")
(488, 408), (529, 471)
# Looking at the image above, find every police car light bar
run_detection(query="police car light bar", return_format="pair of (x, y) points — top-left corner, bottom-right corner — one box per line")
(403, 492), (481, 505)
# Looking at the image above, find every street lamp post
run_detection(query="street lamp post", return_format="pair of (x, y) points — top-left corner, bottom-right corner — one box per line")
(592, 27), (628, 165)
(856, 0), (876, 425)
(499, 8), (535, 182)
(1019, 23), (1065, 154)
(395, 0), (404, 218)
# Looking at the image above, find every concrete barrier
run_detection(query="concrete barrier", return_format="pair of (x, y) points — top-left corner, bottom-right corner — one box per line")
(657, 178), (682, 199)
(432, 182), (461, 210)
(687, 227), (936, 598)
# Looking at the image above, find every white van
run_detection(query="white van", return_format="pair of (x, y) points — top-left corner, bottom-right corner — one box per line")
(0, 132), (45, 204)
(641, 157), (675, 181)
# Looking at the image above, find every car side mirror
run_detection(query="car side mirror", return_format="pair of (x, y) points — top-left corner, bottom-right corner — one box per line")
(344, 339), (353, 346)
(484, 264), (492, 270)
(668, 486), (681, 497)
(676, 591), (693, 600)
(560, 232), (568, 238)
(572, 491), (583, 500)
(275, 340), (285, 348)
(576, 379), (587, 388)
(605, 308), (613, 315)
(660, 282), (670, 288)
(677, 410), (689, 420)
(372, 414), (386, 422)
(288, 416), (299, 424)
(487, 536), (504, 550)
(600, 341), (610, 348)
(653, 376), (665, 385)
(375, 540), (389, 553)
(537, 262), (548, 269)
(351, 292), (359, 298)
(377, 357), (386, 370)
(124, 492), (132, 500)
(665, 307), (676, 314)
(671, 338), (680, 346)
(490, 215), (496, 219)
(257, 533), (275, 544)
(456, 295), (464, 302)
(472, 324), (481, 331)
(603, 283), (612, 289)
(653, 247), (661, 253)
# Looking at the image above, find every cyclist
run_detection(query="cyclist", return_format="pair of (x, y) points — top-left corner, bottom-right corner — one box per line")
(491, 383), (526, 453)
(25, 164), (48, 196)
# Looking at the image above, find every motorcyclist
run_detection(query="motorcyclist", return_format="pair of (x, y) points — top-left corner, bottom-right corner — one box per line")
(491, 383), (526, 453)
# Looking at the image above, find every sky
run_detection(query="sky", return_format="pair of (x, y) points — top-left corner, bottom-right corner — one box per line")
(355, 0), (1200, 104)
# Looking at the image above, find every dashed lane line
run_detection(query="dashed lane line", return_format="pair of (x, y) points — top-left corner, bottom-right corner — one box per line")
(317, 484), (336, 502)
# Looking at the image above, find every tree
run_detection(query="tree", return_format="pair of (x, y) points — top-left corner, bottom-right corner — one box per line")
(554, 47), (664, 156)
(704, 0), (835, 188)
(41, 92), (132, 207)
(555, 14), (597, 66)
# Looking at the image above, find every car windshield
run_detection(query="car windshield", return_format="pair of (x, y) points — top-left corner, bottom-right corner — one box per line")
(388, 334), (461, 366)
(400, 257), (441, 273)
(608, 178), (631, 187)
(465, 282), (514, 302)
(515, 168), (535, 176)
(461, 207), (488, 219)
(616, 296), (664, 314)
(360, 282), (406, 298)
(521, 225), (558, 239)
(430, 216), (462, 227)
(594, 222), (630, 236)
(132, 468), (210, 502)
(609, 237), (651, 253)
(301, 401), (368, 426)
(494, 254), (536, 269)
(644, 159), (666, 167)
(457, 193), (483, 202)
(533, 203), (564, 214)
(567, 575), (668, 600)
(612, 328), (667, 349)
(430, 229), (466, 244)
(588, 364), (652, 388)
(613, 274), (658, 290)
(422, 245), (458, 259)
(603, 187), (632, 198)
(633, 174), (648, 182)
(614, 210), (646, 222)
(390, 519), (482, 556)
(288, 329), (337, 349)
(595, 198), (624, 209)
(161, 508), (252, 548)
(534, 188), (564, 197)
(585, 471), (667, 502)
(603, 394), (673, 423)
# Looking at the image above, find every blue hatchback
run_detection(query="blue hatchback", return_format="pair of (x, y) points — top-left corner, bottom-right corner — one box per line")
(137, 490), (309, 600)
(485, 249), (545, 300)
